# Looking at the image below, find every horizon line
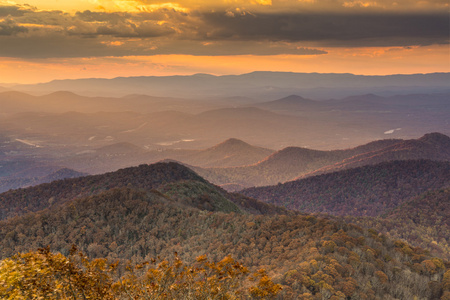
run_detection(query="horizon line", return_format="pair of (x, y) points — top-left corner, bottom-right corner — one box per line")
(3, 70), (450, 86)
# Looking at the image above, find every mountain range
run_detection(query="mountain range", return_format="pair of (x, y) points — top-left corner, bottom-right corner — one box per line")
(1, 132), (449, 193)
(241, 159), (450, 217)
(0, 161), (448, 299)
(10, 72), (450, 99)
(0, 165), (86, 193)
(0, 162), (286, 221)
(342, 187), (450, 259)
(1, 90), (449, 153)
(195, 132), (450, 189)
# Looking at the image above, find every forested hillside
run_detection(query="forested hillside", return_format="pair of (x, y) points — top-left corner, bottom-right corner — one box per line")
(241, 160), (450, 217)
(195, 133), (450, 189)
(0, 162), (286, 221)
(0, 187), (448, 299)
(340, 188), (450, 260)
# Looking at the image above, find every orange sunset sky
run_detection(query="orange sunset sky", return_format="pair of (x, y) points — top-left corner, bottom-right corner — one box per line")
(0, 0), (448, 84)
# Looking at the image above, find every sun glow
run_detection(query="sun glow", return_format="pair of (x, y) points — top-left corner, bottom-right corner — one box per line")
(0, 44), (447, 84)
(92, 1), (189, 12)
(1, 0), (447, 84)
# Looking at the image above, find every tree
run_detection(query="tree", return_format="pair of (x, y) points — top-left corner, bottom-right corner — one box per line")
(0, 246), (282, 299)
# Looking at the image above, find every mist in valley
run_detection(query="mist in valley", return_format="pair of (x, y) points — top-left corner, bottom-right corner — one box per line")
(1, 72), (449, 193)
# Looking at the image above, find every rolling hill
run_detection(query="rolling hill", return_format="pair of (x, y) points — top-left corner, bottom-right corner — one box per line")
(254, 94), (325, 111)
(0, 163), (447, 299)
(0, 162), (286, 221)
(0, 166), (87, 193)
(301, 132), (450, 178)
(241, 159), (450, 217)
(340, 188), (450, 259)
(173, 138), (274, 168)
(195, 133), (450, 189)
(2, 89), (449, 154)
(0, 90), (221, 115)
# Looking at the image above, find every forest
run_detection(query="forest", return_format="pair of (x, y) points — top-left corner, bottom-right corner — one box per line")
(0, 162), (449, 299)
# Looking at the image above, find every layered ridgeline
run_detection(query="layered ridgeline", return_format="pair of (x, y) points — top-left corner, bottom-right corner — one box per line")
(0, 162), (449, 299)
(0, 162), (286, 221)
(0, 165), (87, 193)
(342, 188), (450, 260)
(241, 160), (450, 259)
(13, 72), (450, 99)
(56, 138), (274, 176)
(196, 133), (450, 189)
(241, 160), (450, 217)
(172, 138), (274, 168)
(2, 90), (449, 176)
(0, 91), (220, 115)
(0, 137), (274, 193)
(2, 133), (449, 193)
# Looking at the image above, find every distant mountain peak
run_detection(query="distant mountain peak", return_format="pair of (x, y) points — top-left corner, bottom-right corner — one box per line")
(278, 94), (309, 102)
(0, 91), (33, 98)
(256, 94), (322, 110)
(192, 73), (216, 78)
(272, 94), (321, 105)
(207, 138), (260, 153)
(43, 91), (83, 98)
(418, 132), (450, 144)
(261, 146), (321, 165)
(215, 138), (250, 148)
(343, 93), (383, 101)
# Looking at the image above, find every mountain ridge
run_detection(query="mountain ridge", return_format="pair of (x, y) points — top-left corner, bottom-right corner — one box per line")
(0, 162), (286, 221)
(12, 72), (450, 99)
(241, 159), (450, 217)
(299, 132), (450, 178)
(195, 133), (450, 189)
(0, 169), (447, 299)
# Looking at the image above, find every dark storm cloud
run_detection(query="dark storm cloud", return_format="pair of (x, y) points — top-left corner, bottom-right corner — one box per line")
(200, 12), (450, 47)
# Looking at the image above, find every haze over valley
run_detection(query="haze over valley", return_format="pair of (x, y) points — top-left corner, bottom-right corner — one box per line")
(1, 75), (449, 194)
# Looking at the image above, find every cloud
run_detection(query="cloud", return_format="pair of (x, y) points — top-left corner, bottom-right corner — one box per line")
(0, 34), (326, 58)
(0, 19), (27, 35)
(0, 2), (447, 58)
(200, 12), (449, 47)
(0, 3), (34, 17)
(113, 0), (449, 12)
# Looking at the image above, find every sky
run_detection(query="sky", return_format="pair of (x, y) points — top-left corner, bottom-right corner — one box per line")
(0, 0), (448, 84)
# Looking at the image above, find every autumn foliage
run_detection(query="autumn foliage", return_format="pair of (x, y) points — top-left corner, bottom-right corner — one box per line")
(0, 246), (281, 299)
(0, 162), (448, 299)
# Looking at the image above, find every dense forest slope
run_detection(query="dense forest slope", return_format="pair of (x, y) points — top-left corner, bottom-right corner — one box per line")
(196, 133), (450, 189)
(241, 160), (450, 217)
(340, 188), (450, 260)
(0, 187), (448, 299)
(0, 162), (285, 221)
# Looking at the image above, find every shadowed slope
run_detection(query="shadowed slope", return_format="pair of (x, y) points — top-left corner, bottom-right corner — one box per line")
(241, 160), (450, 217)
